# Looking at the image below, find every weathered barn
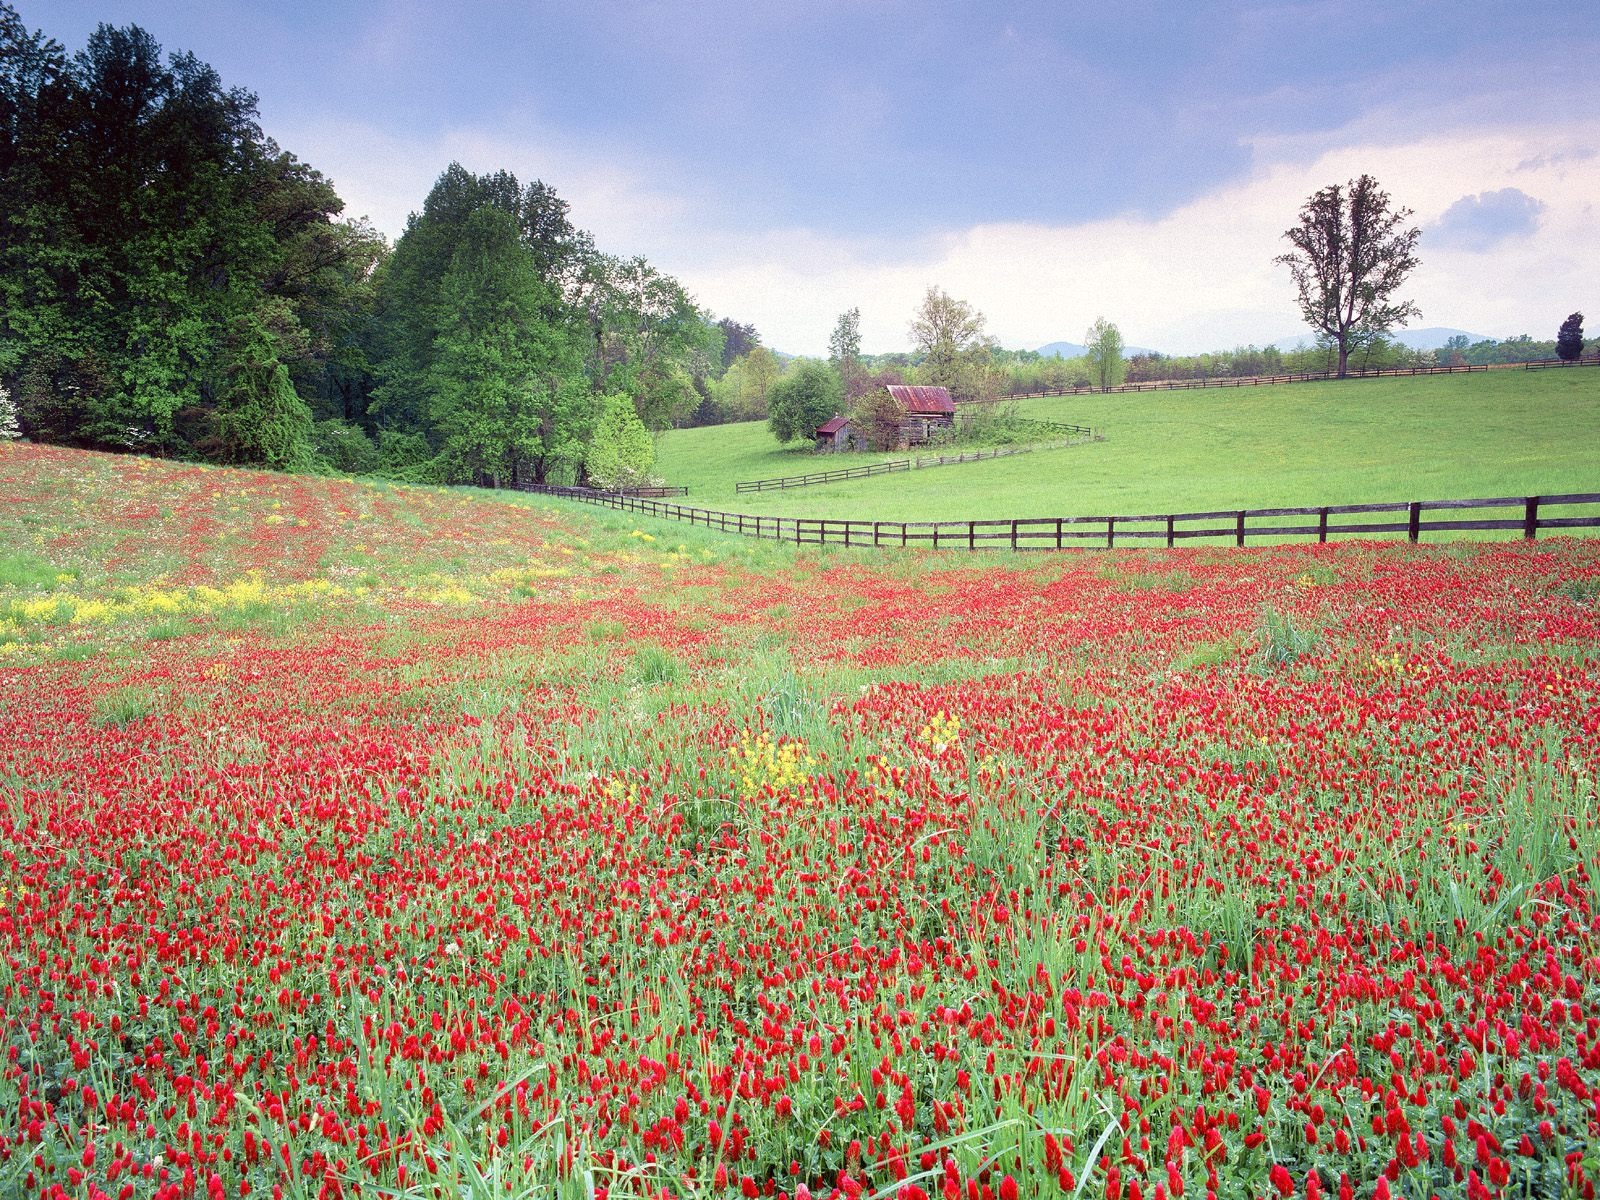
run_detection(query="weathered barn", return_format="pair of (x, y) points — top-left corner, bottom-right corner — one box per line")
(815, 415), (854, 451)
(886, 385), (956, 445)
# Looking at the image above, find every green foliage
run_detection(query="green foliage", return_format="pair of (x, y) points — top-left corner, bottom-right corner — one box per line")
(1253, 606), (1320, 670)
(1556, 312), (1584, 362)
(427, 206), (580, 486)
(768, 359), (843, 445)
(829, 307), (863, 397)
(0, 550), (58, 590)
(311, 418), (381, 475)
(584, 392), (654, 489)
(1276, 175), (1421, 378)
(1084, 317), (1125, 390)
(92, 685), (156, 728)
(907, 286), (996, 400)
(850, 386), (907, 452)
(0, 9), (379, 458)
(375, 429), (437, 479)
(213, 320), (317, 470)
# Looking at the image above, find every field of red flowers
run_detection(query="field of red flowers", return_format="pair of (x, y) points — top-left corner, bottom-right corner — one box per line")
(2, 443), (1598, 1200)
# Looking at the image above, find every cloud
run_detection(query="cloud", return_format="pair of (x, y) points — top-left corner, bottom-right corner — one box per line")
(1428, 188), (1546, 252)
(671, 123), (1600, 355)
(282, 111), (1600, 357)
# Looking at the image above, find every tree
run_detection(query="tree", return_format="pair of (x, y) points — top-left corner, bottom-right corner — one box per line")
(1275, 175), (1421, 378)
(1556, 313), (1585, 362)
(767, 359), (842, 445)
(828, 307), (863, 398)
(1084, 318), (1125, 391)
(0, 383), (19, 440)
(584, 392), (654, 488)
(716, 318), (760, 370)
(908, 286), (991, 397)
(428, 206), (580, 487)
(850, 386), (906, 452)
(212, 318), (316, 471)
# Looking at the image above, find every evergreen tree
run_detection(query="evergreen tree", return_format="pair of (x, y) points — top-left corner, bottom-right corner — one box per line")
(1556, 313), (1585, 362)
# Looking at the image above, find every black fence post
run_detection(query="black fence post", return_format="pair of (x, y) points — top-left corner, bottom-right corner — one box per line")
(1235, 511), (1246, 547)
(1166, 515), (1175, 548)
(1318, 509), (1329, 544)
(1407, 502), (1421, 543)
(1524, 496), (1540, 540)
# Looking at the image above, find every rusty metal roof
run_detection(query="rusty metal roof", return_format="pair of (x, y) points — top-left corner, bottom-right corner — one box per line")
(886, 385), (955, 415)
(816, 415), (851, 435)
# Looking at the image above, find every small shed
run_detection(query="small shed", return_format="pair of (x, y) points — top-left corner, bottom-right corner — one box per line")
(815, 414), (854, 451)
(886, 385), (956, 445)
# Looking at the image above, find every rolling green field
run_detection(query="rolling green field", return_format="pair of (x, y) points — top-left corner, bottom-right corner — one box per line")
(655, 369), (1600, 521)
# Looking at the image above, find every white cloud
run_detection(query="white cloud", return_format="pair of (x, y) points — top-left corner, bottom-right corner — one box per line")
(672, 122), (1600, 354)
(284, 112), (1600, 357)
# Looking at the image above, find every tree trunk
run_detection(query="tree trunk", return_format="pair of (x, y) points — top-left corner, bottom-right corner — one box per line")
(1336, 339), (1350, 379)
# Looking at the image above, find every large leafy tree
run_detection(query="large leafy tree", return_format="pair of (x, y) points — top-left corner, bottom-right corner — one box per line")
(428, 207), (583, 487)
(0, 6), (377, 460)
(716, 318), (760, 370)
(1275, 175), (1421, 379)
(768, 359), (842, 445)
(572, 253), (718, 431)
(908, 286), (994, 399)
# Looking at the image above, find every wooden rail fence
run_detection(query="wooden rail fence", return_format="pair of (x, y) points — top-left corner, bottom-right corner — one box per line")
(522, 488), (1600, 550)
(1003, 355), (1598, 399)
(736, 430), (1100, 493)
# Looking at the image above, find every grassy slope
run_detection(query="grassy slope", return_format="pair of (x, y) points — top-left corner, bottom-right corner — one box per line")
(655, 368), (1600, 521)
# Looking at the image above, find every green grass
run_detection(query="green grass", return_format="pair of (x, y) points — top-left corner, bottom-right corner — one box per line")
(653, 370), (1600, 521)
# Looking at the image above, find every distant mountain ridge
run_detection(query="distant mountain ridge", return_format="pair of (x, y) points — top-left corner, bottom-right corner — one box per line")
(1035, 340), (1160, 359)
(1032, 327), (1494, 359)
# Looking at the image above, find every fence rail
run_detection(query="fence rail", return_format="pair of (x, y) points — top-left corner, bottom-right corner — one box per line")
(1004, 355), (1600, 399)
(521, 488), (1600, 551)
(736, 431), (1100, 493)
(518, 483), (688, 498)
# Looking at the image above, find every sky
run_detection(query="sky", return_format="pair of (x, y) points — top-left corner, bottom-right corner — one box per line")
(25, 1), (1600, 356)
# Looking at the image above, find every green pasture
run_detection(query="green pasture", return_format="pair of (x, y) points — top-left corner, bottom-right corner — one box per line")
(653, 369), (1600, 522)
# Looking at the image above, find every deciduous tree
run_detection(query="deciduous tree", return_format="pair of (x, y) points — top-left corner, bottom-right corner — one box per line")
(768, 359), (841, 445)
(1275, 175), (1421, 378)
(584, 392), (654, 488)
(850, 386), (906, 452)
(908, 286), (991, 397)
(829, 307), (863, 398)
(1084, 317), (1125, 391)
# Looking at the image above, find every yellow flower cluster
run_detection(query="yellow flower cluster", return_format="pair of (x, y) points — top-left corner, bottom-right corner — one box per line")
(1, 573), (348, 637)
(1367, 651), (1422, 678)
(918, 710), (962, 754)
(729, 731), (814, 798)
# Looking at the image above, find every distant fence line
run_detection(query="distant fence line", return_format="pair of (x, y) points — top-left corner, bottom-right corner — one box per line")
(1001, 355), (1599, 400)
(735, 429), (1101, 494)
(522, 487), (1600, 551)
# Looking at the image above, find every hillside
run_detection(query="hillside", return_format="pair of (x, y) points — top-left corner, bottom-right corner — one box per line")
(655, 368), (1600, 522)
(2, 443), (1598, 1200)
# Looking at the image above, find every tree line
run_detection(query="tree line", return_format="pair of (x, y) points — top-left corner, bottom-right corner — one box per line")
(4, 9), (1589, 481)
(0, 7), (726, 488)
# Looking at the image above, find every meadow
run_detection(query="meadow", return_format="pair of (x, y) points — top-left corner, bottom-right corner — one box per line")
(1, 441), (1598, 1200)
(655, 370), (1600, 522)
